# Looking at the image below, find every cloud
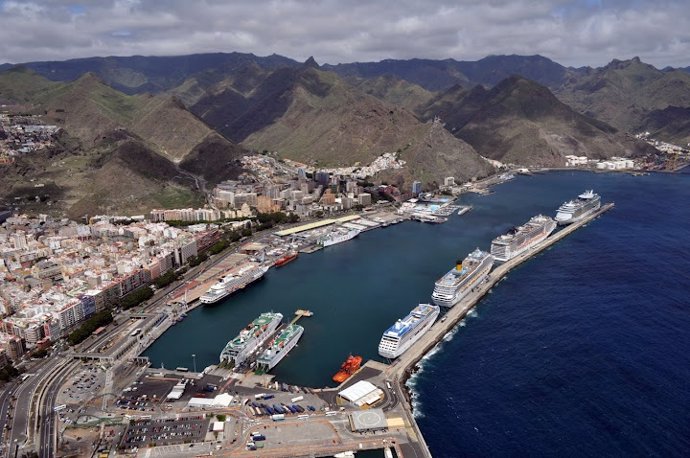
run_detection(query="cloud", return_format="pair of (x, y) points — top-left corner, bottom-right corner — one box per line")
(0, 0), (689, 67)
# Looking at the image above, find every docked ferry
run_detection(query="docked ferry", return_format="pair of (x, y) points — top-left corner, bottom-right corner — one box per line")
(256, 324), (304, 372)
(378, 304), (440, 359)
(490, 215), (557, 262)
(219, 312), (282, 366)
(555, 190), (601, 225)
(431, 249), (494, 307)
(320, 228), (360, 247)
(199, 264), (269, 304)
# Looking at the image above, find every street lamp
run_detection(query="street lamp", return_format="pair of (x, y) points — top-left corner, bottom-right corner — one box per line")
(192, 354), (197, 373)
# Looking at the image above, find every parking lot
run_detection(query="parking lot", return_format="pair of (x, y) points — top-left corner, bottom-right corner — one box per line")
(61, 363), (106, 405)
(120, 415), (211, 450)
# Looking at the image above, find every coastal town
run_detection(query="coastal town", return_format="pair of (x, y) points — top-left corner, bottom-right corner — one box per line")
(0, 102), (689, 458)
(0, 154), (618, 458)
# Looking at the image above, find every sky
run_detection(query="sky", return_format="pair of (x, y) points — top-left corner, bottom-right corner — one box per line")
(0, 0), (689, 68)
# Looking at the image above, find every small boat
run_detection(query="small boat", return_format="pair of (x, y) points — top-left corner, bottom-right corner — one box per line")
(332, 355), (362, 384)
(274, 252), (298, 267)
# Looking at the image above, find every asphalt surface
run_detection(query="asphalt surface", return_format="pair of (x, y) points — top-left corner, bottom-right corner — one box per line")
(7, 358), (63, 450)
(0, 381), (16, 457)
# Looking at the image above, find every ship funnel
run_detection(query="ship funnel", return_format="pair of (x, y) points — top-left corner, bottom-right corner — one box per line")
(456, 261), (462, 271)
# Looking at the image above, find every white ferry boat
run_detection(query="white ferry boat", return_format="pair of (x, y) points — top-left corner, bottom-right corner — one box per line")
(490, 215), (557, 262)
(378, 304), (440, 359)
(219, 312), (282, 366)
(555, 190), (601, 225)
(320, 228), (360, 247)
(431, 249), (494, 308)
(256, 324), (304, 372)
(199, 264), (269, 304)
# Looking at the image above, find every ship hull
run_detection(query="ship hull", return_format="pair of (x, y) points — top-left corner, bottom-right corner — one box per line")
(378, 308), (439, 359)
(431, 261), (493, 308)
(555, 204), (600, 225)
(257, 326), (304, 371)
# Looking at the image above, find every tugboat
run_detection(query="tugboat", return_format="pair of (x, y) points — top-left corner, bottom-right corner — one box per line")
(274, 251), (298, 267)
(332, 355), (362, 384)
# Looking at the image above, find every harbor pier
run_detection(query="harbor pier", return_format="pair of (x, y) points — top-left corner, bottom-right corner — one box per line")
(378, 202), (615, 457)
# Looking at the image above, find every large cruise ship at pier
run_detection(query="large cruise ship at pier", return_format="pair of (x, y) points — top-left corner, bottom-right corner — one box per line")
(378, 304), (440, 359)
(219, 312), (282, 366)
(555, 190), (601, 225)
(431, 249), (494, 308)
(199, 264), (269, 304)
(256, 324), (304, 372)
(490, 215), (557, 262)
(320, 228), (360, 247)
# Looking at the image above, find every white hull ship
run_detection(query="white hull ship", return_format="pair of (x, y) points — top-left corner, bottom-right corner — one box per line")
(199, 264), (269, 304)
(256, 324), (304, 372)
(220, 312), (282, 366)
(555, 190), (601, 225)
(320, 228), (360, 247)
(378, 304), (440, 359)
(490, 215), (557, 262)
(431, 249), (494, 308)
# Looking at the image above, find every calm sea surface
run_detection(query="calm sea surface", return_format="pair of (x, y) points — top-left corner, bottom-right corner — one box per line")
(144, 170), (690, 456)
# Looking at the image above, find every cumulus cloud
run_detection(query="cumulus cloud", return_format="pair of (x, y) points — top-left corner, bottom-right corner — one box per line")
(0, 0), (689, 67)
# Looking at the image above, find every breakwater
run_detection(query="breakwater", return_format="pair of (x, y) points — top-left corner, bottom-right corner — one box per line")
(381, 203), (614, 458)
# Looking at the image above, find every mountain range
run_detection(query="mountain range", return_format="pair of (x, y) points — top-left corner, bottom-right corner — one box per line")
(1, 52), (686, 216)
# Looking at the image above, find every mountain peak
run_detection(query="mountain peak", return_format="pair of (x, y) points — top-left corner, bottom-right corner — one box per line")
(303, 56), (319, 68)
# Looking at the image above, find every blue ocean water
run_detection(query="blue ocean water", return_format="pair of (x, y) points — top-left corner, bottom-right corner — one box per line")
(413, 171), (690, 457)
(144, 170), (690, 456)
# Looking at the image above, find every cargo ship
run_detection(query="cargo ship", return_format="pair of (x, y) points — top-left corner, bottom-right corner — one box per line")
(378, 304), (440, 359)
(219, 312), (283, 366)
(431, 249), (494, 308)
(555, 190), (601, 225)
(274, 252), (298, 267)
(490, 215), (557, 262)
(256, 324), (304, 372)
(199, 264), (269, 304)
(332, 354), (362, 384)
(320, 228), (360, 247)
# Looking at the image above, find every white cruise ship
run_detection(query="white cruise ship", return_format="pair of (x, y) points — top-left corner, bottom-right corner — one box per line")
(320, 228), (360, 247)
(256, 324), (304, 372)
(199, 264), (269, 304)
(555, 190), (601, 225)
(378, 304), (440, 359)
(490, 215), (557, 262)
(219, 312), (282, 366)
(431, 249), (494, 308)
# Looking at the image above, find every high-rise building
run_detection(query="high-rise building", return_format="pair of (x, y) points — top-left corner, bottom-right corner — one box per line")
(444, 177), (455, 187)
(358, 193), (372, 206)
(412, 181), (422, 196)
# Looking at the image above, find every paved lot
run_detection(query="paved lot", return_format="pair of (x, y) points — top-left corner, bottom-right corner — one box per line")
(120, 415), (210, 450)
(61, 363), (106, 405)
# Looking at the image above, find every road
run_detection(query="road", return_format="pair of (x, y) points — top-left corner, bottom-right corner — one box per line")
(35, 361), (78, 458)
(0, 381), (16, 457)
(4, 357), (67, 457)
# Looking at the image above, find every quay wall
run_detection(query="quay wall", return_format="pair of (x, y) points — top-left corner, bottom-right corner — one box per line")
(386, 203), (615, 457)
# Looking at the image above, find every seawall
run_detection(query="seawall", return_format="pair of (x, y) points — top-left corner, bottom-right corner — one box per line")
(386, 203), (615, 457)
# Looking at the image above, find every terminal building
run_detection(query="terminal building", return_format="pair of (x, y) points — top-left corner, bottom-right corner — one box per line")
(337, 380), (384, 407)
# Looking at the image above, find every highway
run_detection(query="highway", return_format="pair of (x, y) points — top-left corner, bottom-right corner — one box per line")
(36, 360), (79, 458)
(5, 356), (65, 457)
(0, 381), (16, 458)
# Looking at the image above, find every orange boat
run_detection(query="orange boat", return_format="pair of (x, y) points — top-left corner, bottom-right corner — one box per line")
(332, 354), (363, 383)
(274, 252), (298, 267)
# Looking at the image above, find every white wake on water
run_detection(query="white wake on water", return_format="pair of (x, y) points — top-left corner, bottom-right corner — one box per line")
(406, 316), (473, 419)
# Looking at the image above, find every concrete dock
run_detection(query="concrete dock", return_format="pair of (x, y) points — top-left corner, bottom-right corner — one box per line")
(380, 202), (615, 457)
